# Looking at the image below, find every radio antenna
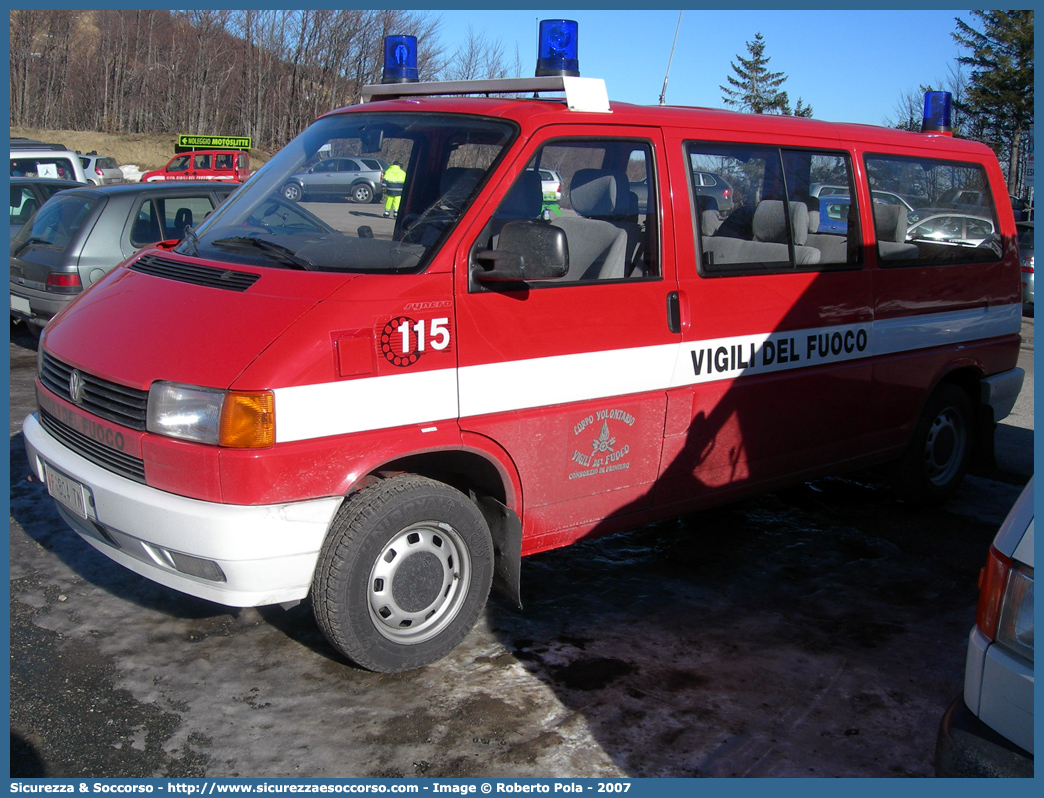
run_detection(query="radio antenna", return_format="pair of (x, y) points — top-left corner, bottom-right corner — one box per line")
(658, 11), (683, 105)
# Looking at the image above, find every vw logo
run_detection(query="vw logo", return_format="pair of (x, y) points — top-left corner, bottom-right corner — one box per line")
(69, 370), (85, 405)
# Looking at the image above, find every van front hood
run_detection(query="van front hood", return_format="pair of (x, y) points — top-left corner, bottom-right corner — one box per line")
(41, 256), (354, 391)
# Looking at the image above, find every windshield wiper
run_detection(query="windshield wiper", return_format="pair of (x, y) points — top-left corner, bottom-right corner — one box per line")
(211, 236), (315, 270)
(13, 237), (53, 257)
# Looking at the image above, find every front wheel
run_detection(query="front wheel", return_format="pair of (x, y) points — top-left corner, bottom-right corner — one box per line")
(350, 183), (374, 204)
(311, 475), (494, 673)
(281, 182), (303, 202)
(895, 383), (973, 505)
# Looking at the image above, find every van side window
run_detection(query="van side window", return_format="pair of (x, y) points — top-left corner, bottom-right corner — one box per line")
(215, 153), (233, 170)
(193, 154), (212, 170)
(474, 139), (658, 286)
(864, 155), (999, 265)
(689, 144), (861, 274)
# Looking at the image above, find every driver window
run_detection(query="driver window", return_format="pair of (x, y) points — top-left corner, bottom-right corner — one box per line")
(167, 156), (189, 173)
(479, 139), (659, 284)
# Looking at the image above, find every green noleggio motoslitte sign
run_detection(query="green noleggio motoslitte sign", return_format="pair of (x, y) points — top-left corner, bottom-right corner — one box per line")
(176, 134), (252, 152)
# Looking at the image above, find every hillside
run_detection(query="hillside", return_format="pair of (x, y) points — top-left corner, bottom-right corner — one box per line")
(10, 126), (271, 175)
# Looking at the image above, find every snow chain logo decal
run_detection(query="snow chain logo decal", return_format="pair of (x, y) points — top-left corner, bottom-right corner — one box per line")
(380, 316), (451, 368)
(569, 408), (636, 480)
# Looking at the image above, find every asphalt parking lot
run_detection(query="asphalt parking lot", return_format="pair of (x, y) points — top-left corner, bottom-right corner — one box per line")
(8, 316), (1033, 779)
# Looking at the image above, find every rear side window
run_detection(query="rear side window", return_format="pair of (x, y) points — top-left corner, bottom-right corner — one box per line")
(865, 155), (999, 265)
(689, 143), (860, 274)
(10, 157), (77, 180)
(10, 186), (39, 225)
(132, 195), (217, 246)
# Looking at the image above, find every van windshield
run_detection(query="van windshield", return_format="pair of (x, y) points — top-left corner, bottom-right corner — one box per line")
(180, 112), (517, 273)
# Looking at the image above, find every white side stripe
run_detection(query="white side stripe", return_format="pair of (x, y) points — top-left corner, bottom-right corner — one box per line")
(274, 369), (458, 444)
(272, 304), (1021, 443)
(457, 344), (678, 417)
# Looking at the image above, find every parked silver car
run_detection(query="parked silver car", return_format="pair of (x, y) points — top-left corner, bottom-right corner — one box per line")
(11, 182), (236, 333)
(905, 211), (996, 248)
(79, 153), (125, 186)
(280, 156), (385, 204)
(935, 477), (1034, 777)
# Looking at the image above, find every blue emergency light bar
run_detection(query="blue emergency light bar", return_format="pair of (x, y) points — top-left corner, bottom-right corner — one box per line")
(535, 19), (580, 77)
(922, 91), (953, 135)
(381, 35), (419, 84)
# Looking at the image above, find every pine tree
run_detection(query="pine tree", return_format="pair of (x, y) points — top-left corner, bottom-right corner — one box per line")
(953, 11), (1034, 193)
(720, 33), (790, 114)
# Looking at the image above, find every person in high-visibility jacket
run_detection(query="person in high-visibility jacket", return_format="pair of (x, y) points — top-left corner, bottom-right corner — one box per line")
(382, 162), (406, 218)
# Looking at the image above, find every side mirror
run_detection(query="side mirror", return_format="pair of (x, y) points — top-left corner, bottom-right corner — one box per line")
(474, 221), (568, 284)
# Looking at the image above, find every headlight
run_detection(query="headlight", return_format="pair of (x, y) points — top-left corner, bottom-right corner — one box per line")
(996, 563), (1034, 662)
(147, 381), (275, 448)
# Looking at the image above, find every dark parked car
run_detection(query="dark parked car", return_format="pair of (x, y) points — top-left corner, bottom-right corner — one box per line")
(11, 182), (235, 333)
(9, 176), (88, 237)
(628, 171), (733, 216)
(1017, 221), (1033, 308)
(281, 156), (386, 204)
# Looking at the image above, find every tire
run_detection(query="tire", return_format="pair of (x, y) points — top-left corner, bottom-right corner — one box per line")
(895, 383), (973, 505)
(281, 182), (303, 202)
(350, 183), (374, 204)
(311, 474), (494, 673)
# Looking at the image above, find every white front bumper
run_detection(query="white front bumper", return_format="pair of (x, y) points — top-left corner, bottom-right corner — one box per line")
(23, 412), (343, 607)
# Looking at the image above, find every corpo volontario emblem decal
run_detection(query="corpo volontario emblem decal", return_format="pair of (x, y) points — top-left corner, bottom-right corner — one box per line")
(68, 370), (85, 405)
(568, 408), (636, 480)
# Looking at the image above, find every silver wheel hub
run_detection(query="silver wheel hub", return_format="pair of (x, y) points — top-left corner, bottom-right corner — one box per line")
(368, 521), (470, 645)
(923, 407), (965, 486)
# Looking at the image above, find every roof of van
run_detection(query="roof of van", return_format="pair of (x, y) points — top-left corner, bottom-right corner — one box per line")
(337, 94), (997, 159)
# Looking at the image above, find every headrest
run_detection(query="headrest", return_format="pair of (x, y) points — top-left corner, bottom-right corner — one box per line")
(800, 196), (820, 234)
(753, 200), (809, 246)
(497, 170), (543, 219)
(700, 209), (721, 237)
(873, 203), (907, 243)
(569, 169), (635, 218)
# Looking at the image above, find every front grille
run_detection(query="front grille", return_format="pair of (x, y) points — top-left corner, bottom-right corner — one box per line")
(130, 254), (260, 292)
(40, 352), (149, 430)
(40, 409), (147, 484)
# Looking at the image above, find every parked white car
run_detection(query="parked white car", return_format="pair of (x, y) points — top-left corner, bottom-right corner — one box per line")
(10, 138), (88, 183)
(936, 477), (1034, 777)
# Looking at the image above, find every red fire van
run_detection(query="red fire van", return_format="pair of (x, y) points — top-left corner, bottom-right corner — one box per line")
(24, 29), (1023, 673)
(141, 149), (249, 183)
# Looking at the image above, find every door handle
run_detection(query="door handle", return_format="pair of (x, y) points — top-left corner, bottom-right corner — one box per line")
(666, 291), (681, 334)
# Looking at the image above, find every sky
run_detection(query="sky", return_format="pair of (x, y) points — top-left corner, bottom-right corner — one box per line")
(428, 8), (968, 128)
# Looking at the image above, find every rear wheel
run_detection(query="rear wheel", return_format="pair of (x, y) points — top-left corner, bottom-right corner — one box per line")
(895, 383), (973, 505)
(311, 474), (494, 672)
(350, 183), (374, 204)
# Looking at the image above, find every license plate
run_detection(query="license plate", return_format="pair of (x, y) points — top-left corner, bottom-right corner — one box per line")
(11, 294), (31, 315)
(44, 462), (89, 520)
